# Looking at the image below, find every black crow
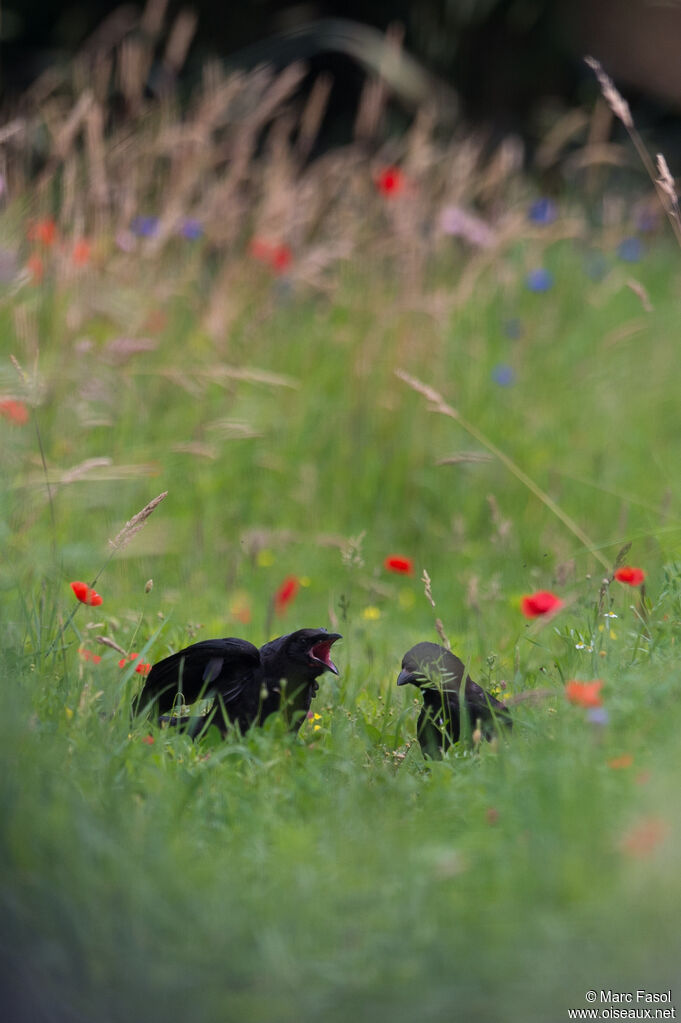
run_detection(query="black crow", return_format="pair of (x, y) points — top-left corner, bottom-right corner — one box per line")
(135, 628), (341, 736)
(397, 641), (511, 759)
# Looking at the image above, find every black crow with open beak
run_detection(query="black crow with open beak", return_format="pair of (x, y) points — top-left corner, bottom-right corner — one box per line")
(397, 641), (511, 759)
(135, 627), (341, 736)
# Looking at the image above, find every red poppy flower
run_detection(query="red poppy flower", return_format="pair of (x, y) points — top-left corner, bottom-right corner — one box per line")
(565, 679), (603, 708)
(141, 735), (155, 745)
(608, 754), (633, 770)
(27, 218), (57, 246)
(614, 566), (645, 586)
(72, 239), (91, 266)
(118, 654), (140, 668)
(70, 581), (103, 606)
(271, 244), (292, 273)
(0, 399), (29, 425)
(135, 662), (151, 676)
(26, 254), (44, 282)
(384, 555), (414, 575)
(78, 647), (102, 664)
(248, 238), (293, 274)
(620, 816), (667, 858)
(376, 166), (405, 197)
(274, 576), (299, 616)
(521, 590), (563, 618)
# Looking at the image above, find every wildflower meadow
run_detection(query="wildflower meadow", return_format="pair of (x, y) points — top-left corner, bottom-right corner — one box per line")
(0, 21), (680, 1023)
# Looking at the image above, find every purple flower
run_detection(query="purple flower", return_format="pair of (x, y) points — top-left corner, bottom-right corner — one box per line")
(526, 268), (554, 293)
(587, 707), (609, 726)
(635, 208), (658, 233)
(503, 318), (524, 340)
(528, 198), (557, 225)
(438, 205), (496, 247)
(492, 364), (515, 387)
(180, 218), (203, 241)
(617, 237), (643, 263)
(131, 216), (159, 238)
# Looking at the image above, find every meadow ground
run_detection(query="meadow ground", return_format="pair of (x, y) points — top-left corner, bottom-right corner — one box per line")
(1, 57), (681, 1023)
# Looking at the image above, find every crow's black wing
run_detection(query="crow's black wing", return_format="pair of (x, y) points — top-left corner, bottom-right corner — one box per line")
(135, 638), (262, 716)
(462, 676), (512, 736)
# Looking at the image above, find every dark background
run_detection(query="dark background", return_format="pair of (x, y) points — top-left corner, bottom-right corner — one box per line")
(3, 0), (681, 137)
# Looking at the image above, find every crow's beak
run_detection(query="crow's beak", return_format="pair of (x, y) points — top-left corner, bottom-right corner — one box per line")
(309, 633), (342, 675)
(397, 668), (413, 687)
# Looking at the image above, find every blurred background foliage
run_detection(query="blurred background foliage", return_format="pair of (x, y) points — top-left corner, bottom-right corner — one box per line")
(5, 0), (681, 146)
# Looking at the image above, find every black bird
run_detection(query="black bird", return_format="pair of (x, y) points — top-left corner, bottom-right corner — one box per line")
(135, 628), (342, 736)
(397, 642), (511, 759)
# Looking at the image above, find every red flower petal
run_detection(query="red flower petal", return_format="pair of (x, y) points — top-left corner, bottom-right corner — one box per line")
(272, 244), (292, 273)
(72, 239), (91, 266)
(135, 662), (151, 675)
(249, 237), (292, 274)
(521, 590), (563, 618)
(0, 399), (29, 425)
(26, 255), (44, 282)
(70, 581), (103, 606)
(565, 679), (603, 708)
(621, 816), (667, 858)
(118, 658), (127, 669)
(274, 576), (299, 616)
(608, 754), (633, 770)
(376, 166), (405, 197)
(78, 648), (102, 664)
(384, 555), (414, 575)
(614, 566), (645, 586)
(28, 218), (57, 246)
(141, 735), (155, 745)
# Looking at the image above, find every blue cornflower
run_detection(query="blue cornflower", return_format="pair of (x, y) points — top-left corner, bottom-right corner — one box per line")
(131, 215), (159, 238)
(587, 707), (609, 726)
(636, 208), (658, 233)
(180, 218), (203, 241)
(617, 237), (643, 262)
(528, 198), (557, 225)
(492, 364), (515, 387)
(525, 268), (554, 292)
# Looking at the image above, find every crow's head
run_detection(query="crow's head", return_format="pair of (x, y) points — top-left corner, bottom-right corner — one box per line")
(262, 627), (342, 679)
(396, 642), (465, 693)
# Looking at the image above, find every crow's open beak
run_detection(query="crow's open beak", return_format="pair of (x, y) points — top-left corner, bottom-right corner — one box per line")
(309, 633), (342, 675)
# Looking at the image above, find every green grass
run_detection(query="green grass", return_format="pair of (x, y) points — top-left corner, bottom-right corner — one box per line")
(2, 216), (681, 1021)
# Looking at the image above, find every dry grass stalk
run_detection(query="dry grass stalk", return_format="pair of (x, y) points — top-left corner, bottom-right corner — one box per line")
(585, 57), (681, 248)
(85, 101), (109, 213)
(422, 569), (436, 608)
(396, 368), (611, 570)
(164, 9), (198, 76)
(141, 0), (169, 38)
(296, 73), (333, 162)
(656, 153), (681, 224)
(354, 23), (403, 140)
(60, 457), (113, 485)
(437, 452), (493, 465)
(108, 491), (168, 552)
(435, 618), (451, 651)
(0, 119), (26, 145)
(626, 279), (653, 312)
(584, 57), (632, 129)
(95, 636), (128, 656)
